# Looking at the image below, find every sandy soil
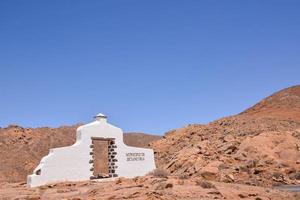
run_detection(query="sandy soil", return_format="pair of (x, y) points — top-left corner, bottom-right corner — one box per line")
(1, 176), (298, 200)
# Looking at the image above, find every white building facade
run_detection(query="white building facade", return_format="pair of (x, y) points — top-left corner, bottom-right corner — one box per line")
(27, 113), (156, 187)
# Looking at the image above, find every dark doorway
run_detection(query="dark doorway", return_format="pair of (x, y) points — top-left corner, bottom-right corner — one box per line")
(92, 138), (109, 177)
(90, 137), (118, 179)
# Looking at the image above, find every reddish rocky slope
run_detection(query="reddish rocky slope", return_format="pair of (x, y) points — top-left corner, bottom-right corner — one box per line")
(241, 85), (300, 122)
(151, 85), (300, 187)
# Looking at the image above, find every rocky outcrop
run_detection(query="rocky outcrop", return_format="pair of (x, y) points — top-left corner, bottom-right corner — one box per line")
(151, 85), (300, 187)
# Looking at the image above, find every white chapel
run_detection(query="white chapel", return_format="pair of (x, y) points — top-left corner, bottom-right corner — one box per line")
(27, 113), (156, 187)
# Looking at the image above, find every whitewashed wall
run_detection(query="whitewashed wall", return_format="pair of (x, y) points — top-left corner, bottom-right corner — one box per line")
(27, 115), (156, 187)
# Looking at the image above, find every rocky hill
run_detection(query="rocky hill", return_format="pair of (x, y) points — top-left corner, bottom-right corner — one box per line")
(151, 85), (300, 187)
(123, 132), (161, 148)
(0, 125), (160, 183)
(241, 85), (300, 122)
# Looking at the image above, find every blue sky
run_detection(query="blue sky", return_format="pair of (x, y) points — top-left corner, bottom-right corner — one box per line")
(0, 1), (299, 134)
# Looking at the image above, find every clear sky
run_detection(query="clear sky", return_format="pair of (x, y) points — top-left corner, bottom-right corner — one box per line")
(0, 1), (299, 134)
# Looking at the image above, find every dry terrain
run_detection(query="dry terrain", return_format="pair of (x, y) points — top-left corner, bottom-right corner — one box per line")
(0, 85), (300, 199)
(0, 176), (298, 200)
